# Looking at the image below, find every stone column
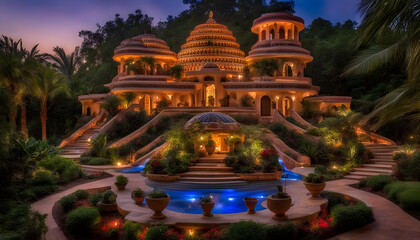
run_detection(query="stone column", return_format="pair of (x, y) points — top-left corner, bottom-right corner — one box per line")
(265, 25), (270, 40)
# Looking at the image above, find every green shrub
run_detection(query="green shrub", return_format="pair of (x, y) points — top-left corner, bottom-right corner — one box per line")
(304, 173), (325, 183)
(224, 221), (267, 240)
(132, 188), (145, 197)
(60, 194), (77, 212)
(230, 114), (260, 125)
(365, 175), (394, 191)
(30, 169), (56, 186)
(65, 207), (100, 237)
(61, 165), (82, 183)
(123, 221), (141, 240)
(115, 175), (128, 185)
(102, 190), (117, 204)
(321, 191), (348, 212)
(28, 185), (58, 199)
(397, 190), (420, 211)
(89, 193), (103, 206)
(37, 156), (82, 183)
(314, 165), (328, 174)
(240, 94), (254, 107)
(384, 181), (420, 200)
(266, 222), (295, 240)
(144, 225), (169, 240)
(79, 157), (111, 165)
(74, 189), (89, 200)
(331, 202), (373, 231)
(89, 135), (108, 158)
(147, 188), (167, 198)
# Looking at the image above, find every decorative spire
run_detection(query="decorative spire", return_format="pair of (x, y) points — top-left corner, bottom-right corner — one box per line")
(206, 10), (216, 23)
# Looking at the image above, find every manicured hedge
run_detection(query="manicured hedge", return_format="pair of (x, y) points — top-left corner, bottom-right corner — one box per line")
(74, 189), (89, 200)
(60, 194), (77, 212)
(65, 207), (100, 237)
(331, 202), (373, 231)
(364, 175), (394, 191)
(123, 221), (141, 240)
(144, 225), (169, 240)
(224, 221), (267, 240)
(398, 190), (420, 211)
(266, 222), (295, 240)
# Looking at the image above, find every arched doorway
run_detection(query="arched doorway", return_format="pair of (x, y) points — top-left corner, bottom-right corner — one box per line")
(282, 96), (293, 116)
(86, 107), (91, 116)
(284, 64), (293, 76)
(270, 29), (275, 40)
(205, 84), (215, 107)
(279, 27), (285, 39)
(261, 96), (271, 116)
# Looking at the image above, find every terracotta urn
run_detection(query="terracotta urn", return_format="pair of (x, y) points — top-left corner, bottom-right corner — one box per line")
(243, 197), (258, 214)
(133, 196), (144, 205)
(303, 182), (326, 198)
(97, 201), (117, 212)
(115, 183), (126, 191)
(146, 196), (170, 219)
(205, 145), (216, 156)
(266, 196), (292, 220)
(201, 201), (215, 217)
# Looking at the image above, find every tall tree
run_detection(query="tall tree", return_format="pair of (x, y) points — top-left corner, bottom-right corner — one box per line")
(31, 67), (69, 140)
(343, 0), (420, 131)
(168, 64), (184, 81)
(141, 56), (156, 75)
(251, 58), (278, 80)
(47, 46), (81, 91)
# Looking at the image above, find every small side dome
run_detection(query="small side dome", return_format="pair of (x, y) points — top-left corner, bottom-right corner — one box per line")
(184, 112), (240, 132)
(113, 34), (177, 62)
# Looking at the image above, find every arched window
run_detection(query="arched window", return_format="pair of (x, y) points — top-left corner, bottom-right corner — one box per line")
(284, 64), (293, 76)
(261, 30), (266, 40)
(86, 107), (91, 116)
(270, 29), (275, 40)
(206, 84), (215, 107)
(279, 27), (285, 39)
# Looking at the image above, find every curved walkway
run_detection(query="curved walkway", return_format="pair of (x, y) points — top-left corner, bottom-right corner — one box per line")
(32, 172), (420, 240)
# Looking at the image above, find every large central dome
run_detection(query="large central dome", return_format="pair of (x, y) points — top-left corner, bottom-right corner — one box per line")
(178, 12), (246, 73)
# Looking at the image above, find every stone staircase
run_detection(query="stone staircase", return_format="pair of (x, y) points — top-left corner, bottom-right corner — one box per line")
(344, 144), (398, 180)
(60, 121), (105, 159)
(179, 155), (245, 184)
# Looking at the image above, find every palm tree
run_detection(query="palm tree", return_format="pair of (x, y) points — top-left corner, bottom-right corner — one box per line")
(251, 58), (278, 81)
(141, 56), (156, 75)
(32, 66), (69, 140)
(124, 58), (145, 75)
(121, 92), (136, 108)
(0, 36), (46, 137)
(47, 46), (81, 90)
(343, 0), (420, 131)
(168, 64), (184, 81)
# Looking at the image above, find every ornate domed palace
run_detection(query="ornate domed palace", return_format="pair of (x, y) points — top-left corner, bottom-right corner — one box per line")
(79, 11), (351, 117)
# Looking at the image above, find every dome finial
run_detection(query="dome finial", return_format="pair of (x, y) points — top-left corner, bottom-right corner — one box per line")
(209, 11), (213, 19)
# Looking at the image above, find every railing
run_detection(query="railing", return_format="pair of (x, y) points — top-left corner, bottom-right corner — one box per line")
(59, 111), (107, 148)
(290, 110), (314, 129)
(94, 104), (141, 138)
(273, 110), (306, 134)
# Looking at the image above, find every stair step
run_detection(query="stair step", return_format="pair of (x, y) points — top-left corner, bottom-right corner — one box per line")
(349, 171), (390, 177)
(343, 175), (366, 180)
(362, 164), (393, 169)
(188, 166), (233, 171)
(179, 176), (243, 182)
(194, 163), (226, 167)
(374, 153), (394, 156)
(354, 168), (393, 173)
(198, 158), (225, 163)
(178, 181), (248, 185)
(374, 161), (396, 165)
(181, 171), (237, 177)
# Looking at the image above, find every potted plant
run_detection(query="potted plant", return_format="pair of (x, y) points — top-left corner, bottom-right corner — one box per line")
(97, 190), (117, 212)
(145, 188), (170, 219)
(303, 173), (326, 198)
(267, 185), (292, 220)
(243, 197), (258, 214)
(132, 188), (145, 205)
(205, 138), (216, 155)
(115, 175), (128, 191)
(200, 194), (215, 217)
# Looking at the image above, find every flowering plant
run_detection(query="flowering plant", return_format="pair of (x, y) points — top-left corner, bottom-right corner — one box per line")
(259, 148), (281, 173)
(260, 148), (278, 159)
(304, 173), (326, 183)
(309, 209), (331, 233)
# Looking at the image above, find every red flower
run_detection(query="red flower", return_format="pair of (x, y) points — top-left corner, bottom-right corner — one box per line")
(151, 160), (162, 168)
(260, 148), (278, 159)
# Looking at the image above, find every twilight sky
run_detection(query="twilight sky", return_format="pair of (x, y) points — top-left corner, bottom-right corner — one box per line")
(0, 0), (361, 54)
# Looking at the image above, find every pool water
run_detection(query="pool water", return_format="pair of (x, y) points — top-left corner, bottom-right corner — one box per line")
(120, 156), (303, 214)
(165, 188), (274, 214)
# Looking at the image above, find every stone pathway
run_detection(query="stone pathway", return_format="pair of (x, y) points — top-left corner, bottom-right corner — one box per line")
(32, 170), (420, 240)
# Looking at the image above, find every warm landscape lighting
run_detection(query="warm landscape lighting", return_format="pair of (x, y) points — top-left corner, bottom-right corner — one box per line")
(188, 229), (195, 236)
(117, 162), (121, 166)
